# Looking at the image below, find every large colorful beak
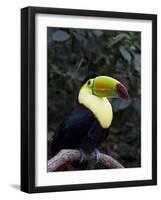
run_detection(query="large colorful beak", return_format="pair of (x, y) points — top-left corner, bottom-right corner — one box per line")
(92, 76), (129, 100)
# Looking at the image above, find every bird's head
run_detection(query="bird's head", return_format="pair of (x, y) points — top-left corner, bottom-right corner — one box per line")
(82, 75), (129, 100)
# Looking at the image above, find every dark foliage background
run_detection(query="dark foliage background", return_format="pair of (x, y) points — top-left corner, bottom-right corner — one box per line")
(47, 27), (141, 169)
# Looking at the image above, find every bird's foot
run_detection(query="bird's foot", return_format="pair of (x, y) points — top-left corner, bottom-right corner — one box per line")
(94, 148), (101, 163)
(79, 149), (88, 165)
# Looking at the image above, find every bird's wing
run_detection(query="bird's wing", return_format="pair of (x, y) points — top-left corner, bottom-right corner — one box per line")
(50, 106), (95, 156)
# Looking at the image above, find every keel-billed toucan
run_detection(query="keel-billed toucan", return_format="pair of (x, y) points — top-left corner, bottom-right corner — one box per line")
(50, 75), (129, 165)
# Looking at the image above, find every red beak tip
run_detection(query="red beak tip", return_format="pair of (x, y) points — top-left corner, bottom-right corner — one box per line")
(116, 83), (129, 100)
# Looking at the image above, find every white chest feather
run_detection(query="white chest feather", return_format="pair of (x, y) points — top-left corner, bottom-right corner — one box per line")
(78, 89), (113, 129)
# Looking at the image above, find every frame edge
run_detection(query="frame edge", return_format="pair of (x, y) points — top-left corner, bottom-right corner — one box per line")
(21, 7), (36, 193)
(21, 7), (30, 193)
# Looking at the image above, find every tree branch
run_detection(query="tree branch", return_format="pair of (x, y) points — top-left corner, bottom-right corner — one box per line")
(48, 149), (124, 172)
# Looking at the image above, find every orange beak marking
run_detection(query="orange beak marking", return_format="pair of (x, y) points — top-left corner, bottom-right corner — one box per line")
(95, 83), (106, 89)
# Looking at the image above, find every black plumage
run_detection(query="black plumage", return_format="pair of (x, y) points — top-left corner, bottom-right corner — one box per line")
(50, 104), (107, 157)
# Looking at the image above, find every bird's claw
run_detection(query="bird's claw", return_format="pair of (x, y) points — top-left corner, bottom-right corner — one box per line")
(79, 149), (87, 164)
(94, 148), (101, 163)
(79, 148), (100, 166)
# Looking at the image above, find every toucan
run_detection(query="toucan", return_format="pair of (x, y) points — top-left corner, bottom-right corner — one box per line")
(50, 75), (129, 167)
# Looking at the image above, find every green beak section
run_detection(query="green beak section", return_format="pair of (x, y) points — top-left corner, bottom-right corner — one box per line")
(92, 76), (129, 100)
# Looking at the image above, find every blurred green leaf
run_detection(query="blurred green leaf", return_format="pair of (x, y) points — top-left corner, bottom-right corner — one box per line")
(48, 131), (54, 141)
(119, 46), (131, 63)
(107, 33), (130, 47)
(93, 30), (103, 37)
(133, 54), (141, 72)
(112, 99), (131, 112)
(52, 30), (70, 42)
(132, 98), (141, 113)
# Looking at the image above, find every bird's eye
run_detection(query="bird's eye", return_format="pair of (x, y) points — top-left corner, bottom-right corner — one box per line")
(87, 80), (91, 85)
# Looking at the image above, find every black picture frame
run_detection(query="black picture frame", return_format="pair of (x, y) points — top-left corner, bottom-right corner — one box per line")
(21, 6), (157, 193)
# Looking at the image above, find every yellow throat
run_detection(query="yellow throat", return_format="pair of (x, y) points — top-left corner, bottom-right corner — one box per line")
(78, 85), (113, 129)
